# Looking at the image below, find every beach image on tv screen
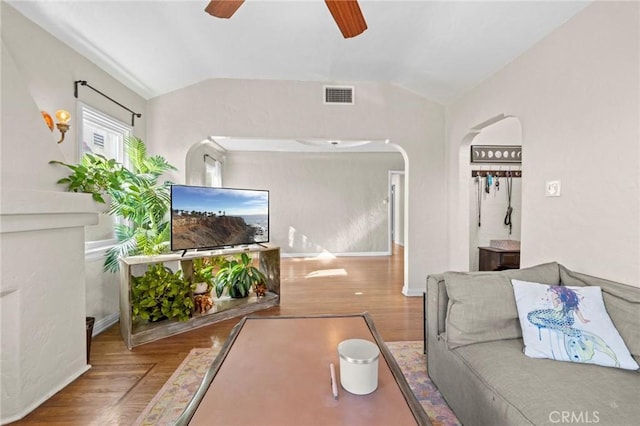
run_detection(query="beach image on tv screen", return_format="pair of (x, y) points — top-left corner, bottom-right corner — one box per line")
(171, 186), (269, 251)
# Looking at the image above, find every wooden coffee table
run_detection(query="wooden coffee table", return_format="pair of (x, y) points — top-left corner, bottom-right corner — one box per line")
(176, 313), (430, 425)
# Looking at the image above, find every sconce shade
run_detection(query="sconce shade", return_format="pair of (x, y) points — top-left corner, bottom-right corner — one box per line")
(41, 111), (54, 131)
(54, 110), (71, 144)
(56, 109), (71, 124)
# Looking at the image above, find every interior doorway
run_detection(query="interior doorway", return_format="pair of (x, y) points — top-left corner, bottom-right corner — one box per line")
(461, 116), (523, 271)
(389, 170), (405, 251)
(184, 138), (225, 186)
(183, 136), (410, 292)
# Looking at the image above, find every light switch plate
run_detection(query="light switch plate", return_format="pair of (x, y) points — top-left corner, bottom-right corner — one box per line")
(545, 180), (561, 197)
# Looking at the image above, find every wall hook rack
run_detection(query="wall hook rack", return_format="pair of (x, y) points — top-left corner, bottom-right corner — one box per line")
(471, 170), (522, 178)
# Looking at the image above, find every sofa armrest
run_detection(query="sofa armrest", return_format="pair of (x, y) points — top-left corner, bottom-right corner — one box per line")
(426, 274), (448, 343)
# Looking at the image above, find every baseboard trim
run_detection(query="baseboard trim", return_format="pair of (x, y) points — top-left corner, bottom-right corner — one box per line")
(92, 312), (119, 336)
(281, 251), (391, 258)
(1, 365), (91, 425)
(402, 286), (423, 297)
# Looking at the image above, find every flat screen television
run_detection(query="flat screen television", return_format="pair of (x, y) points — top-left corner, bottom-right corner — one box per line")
(170, 185), (269, 252)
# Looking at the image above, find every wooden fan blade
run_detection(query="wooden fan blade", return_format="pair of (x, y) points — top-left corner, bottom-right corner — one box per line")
(205, 0), (245, 19)
(325, 0), (368, 38)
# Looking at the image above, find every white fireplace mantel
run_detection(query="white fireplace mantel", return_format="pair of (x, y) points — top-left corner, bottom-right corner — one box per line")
(0, 188), (100, 424)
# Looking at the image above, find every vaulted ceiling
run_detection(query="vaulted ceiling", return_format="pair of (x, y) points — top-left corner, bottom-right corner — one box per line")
(8, 0), (591, 104)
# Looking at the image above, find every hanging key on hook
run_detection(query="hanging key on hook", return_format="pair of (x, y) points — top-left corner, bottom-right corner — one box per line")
(495, 174), (500, 191)
(485, 173), (492, 194)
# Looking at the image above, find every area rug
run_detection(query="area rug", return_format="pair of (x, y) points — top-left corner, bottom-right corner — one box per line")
(134, 341), (460, 426)
(388, 341), (461, 426)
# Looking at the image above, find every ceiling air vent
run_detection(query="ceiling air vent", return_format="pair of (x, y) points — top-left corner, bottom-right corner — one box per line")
(324, 85), (354, 105)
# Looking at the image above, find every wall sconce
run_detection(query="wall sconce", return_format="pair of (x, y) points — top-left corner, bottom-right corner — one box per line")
(55, 110), (71, 144)
(41, 111), (54, 131)
(41, 110), (71, 143)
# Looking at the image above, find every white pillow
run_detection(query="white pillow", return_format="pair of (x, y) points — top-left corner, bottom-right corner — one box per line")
(511, 279), (639, 370)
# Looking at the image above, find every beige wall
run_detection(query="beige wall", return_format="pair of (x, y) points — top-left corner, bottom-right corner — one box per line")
(0, 4), (125, 420)
(1, 3), (147, 163)
(147, 79), (447, 295)
(446, 1), (640, 285)
(1, 3), (154, 416)
(1, 2), (149, 326)
(223, 151), (404, 255)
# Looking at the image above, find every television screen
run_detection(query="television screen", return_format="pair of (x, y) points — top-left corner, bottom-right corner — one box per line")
(170, 185), (269, 251)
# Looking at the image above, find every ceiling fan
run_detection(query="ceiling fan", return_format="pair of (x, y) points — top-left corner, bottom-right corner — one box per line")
(204, 0), (368, 38)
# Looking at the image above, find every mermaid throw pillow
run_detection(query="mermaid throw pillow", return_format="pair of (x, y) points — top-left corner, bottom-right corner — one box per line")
(512, 279), (639, 370)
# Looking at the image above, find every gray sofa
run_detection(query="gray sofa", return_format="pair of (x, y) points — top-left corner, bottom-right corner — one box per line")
(426, 262), (640, 426)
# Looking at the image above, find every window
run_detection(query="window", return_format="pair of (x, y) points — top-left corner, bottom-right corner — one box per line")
(79, 103), (131, 164)
(78, 103), (132, 251)
(205, 154), (222, 187)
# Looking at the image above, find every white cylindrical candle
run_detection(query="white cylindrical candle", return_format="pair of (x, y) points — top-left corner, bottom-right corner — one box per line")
(337, 339), (380, 395)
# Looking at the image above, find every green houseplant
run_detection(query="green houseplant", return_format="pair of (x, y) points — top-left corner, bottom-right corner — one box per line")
(51, 137), (176, 272)
(130, 263), (193, 322)
(191, 257), (222, 314)
(191, 257), (218, 294)
(50, 153), (126, 203)
(214, 252), (267, 299)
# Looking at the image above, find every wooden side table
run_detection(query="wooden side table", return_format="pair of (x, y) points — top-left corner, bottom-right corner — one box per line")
(478, 247), (520, 271)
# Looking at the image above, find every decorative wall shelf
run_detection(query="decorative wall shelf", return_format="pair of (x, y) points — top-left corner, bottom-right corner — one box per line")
(470, 145), (522, 163)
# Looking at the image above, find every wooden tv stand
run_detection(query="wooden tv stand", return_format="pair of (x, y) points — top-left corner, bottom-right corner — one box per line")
(119, 245), (280, 349)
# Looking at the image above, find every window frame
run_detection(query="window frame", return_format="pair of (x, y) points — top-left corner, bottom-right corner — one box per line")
(77, 102), (133, 252)
(204, 153), (223, 187)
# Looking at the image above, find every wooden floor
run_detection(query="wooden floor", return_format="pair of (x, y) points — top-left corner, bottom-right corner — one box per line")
(14, 246), (422, 425)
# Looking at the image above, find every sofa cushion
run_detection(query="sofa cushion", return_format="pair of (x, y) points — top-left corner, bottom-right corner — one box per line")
(444, 262), (560, 349)
(512, 279), (639, 370)
(502, 261), (560, 284)
(559, 265), (640, 362)
(453, 338), (640, 426)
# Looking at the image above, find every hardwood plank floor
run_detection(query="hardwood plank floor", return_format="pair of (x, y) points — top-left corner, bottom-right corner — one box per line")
(13, 246), (422, 425)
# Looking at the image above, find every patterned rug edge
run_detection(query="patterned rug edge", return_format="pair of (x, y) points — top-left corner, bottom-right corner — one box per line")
(385, 341), (461, 426)
(133, 348), (220, 426)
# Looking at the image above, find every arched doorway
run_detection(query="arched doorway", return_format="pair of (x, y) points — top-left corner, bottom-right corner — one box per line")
(183, 137), (410, 290)
(184, 138), (225, 186)
(459, 116), (523, 271)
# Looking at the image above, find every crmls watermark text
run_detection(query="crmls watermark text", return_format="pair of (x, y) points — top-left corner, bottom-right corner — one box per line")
(549, 411), (600, 424)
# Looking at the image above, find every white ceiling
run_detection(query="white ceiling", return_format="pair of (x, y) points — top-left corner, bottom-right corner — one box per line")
(9, 0), (591, 104)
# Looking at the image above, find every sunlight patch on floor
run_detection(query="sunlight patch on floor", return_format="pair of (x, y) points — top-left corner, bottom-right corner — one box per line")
(316, 250), (337, 259)
(305, 268), (348, 278)
(287, 250), (338, 262)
